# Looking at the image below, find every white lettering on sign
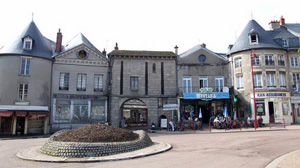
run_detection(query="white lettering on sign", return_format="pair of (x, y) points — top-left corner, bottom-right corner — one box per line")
(256, 93), (287, 97)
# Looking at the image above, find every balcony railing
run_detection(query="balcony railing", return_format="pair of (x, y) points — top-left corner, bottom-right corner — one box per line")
(179, 86), (230, 95)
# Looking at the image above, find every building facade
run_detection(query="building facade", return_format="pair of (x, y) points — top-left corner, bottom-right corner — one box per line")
(178, 44), (232, 123)
(228, 16), (300, 125)
(0, 21), (52, 135)
(108, 45), (178, 128)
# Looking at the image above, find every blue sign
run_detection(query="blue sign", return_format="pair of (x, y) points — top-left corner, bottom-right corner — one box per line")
(184, 92), (229, 100)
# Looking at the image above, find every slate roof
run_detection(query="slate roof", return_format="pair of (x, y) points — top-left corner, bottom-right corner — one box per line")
(229, 20), (284, 54)
(0, 21), (55, 59)
(283, 24), (300, 36)
(179, 45), (228, 61)
(57, 33), (104, 57)
(108, 50), (177, 57)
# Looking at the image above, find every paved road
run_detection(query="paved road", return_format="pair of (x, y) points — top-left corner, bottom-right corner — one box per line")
(1, 127), (300, 168)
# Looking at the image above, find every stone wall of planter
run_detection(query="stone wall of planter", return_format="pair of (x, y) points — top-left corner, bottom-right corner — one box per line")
(40, 130), (153, 158)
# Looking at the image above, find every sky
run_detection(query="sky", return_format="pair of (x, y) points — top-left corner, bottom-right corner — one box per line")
(0, 0), (300, 54)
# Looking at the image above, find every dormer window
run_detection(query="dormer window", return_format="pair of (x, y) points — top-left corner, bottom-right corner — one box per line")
(282, 38), (289, 47)
(249, 29), (259, 45)
(23, 37), (33, 50)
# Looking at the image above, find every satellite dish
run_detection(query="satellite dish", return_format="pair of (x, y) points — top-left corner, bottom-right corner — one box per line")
(223, 87), (229, 93)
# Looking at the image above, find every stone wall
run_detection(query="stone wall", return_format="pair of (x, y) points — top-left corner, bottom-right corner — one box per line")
(40, 130), (153, 157)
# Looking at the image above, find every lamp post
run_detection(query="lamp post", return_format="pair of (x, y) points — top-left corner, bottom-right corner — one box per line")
(250, 49), (258, 130)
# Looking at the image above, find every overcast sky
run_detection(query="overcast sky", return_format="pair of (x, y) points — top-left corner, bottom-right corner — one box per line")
(0, 0), (299, 54)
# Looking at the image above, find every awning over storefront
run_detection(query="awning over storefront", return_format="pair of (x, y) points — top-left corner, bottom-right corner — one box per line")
(28, 112), (49, 117)
(0, 111), (13, 117)
(15, 112), (27, 116)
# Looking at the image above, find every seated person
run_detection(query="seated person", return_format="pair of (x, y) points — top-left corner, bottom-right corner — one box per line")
(151, 122), (156, 130)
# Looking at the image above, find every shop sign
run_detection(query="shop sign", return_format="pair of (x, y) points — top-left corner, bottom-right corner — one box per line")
(184, 92), (229, 100)
(256, 93), (287, 98)
(163, 104), (178, 111)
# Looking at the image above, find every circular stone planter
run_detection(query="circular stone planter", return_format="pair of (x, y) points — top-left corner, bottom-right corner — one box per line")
(40, 130), (153, 158)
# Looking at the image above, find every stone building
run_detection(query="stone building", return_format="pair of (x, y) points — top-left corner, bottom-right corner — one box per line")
(108, 44), (177, 128)
(228, 16), (299, 125)
(51, 32), (109, 132)
(0, 21), (52, 135)
(178, 44), (232, 123)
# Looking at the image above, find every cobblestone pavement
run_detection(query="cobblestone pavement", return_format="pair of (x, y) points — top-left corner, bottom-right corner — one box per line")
(1, 125), (300, 168)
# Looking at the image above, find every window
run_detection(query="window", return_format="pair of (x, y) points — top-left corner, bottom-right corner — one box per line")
(19, 83), (28, 101)
(278, 55), (285, 66)
(91, 101), (105, 121)
(20, 58), (30, 75)
(130, 76), (139, 91)
(183, 77), (192, 93)
(215, 77), (224, 92)
(267, 72), (276, 88)
(94, 74), (103, 92)
(55, 99), (70, 120)
(236, 75), (243, 90)
(252, 56), (260, 66)
(59, 73), (69, 90)
(77, 74), (87, 91)
(198, 55), (206, 62)
(199, 77), (208, 89)
(291, 57), (299, 67)
(282, 39), (289, 47)
(293, 73), (300, 91)
(249, 33), (259, 44)
(152, 63), (156, 73)
(265, 55), (275, 65)
(235, 58), (242, 68)
(77, 50), (88, 59)
(73, 100), (88, 122)
(254, 73), (262, 88)
(279, 72), (286, 88)
(23, 37), (32, 50)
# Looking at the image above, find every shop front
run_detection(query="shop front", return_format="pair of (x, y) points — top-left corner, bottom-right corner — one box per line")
(180, 91), (230, 124)
(252, 92), (292, 125)
(291, 96), (300, 124)
(122, 99), (147, 127)
(0, 105), (49, 135)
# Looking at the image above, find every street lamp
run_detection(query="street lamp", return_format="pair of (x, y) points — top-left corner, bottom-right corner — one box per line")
(250, 49), (258, 130)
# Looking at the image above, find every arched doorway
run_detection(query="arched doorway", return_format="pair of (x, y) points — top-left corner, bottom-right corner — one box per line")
(122, 99), (147, 127)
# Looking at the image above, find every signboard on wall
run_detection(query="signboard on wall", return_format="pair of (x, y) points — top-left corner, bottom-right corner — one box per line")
(184, 92), (229, 100)
(160, 119), (168, 128)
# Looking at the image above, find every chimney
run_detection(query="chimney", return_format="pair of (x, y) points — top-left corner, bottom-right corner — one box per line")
(174, 45), (178, 55)
(269, 20), (280, 30)
(200, 43), (206, 48)
(114, 43), (119, 50)
(55, 29), (63, 53)
(102, 48), (106, 56)
(280, 16), (285, 25)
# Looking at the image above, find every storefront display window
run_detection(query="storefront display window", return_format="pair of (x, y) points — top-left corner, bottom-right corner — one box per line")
(73, 100), (88, 122)
(282, 103), (289, 115)
(256, 100), (265, 116)
(91, 101), (105, 121)
(55, 99), (70, 120)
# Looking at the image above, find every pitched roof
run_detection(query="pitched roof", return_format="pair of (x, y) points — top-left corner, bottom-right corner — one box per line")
(57, 33), (103, 56)
(108, 50), (176, 57)
(229, 20), (284, 54)
(179, 45), (227, 61)
(283, 24), (300, 36)
(0, 21), (55, 59)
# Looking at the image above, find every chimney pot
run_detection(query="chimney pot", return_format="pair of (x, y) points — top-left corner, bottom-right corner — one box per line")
(102, 48), (107, 56)
(200, 43), (206, 48)
(115, 43), (119, 50)
(174, 45), (178, 55)
(280, 16), (285, 25)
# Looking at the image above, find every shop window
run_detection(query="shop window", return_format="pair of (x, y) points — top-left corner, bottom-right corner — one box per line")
(91, 101), (105, 121)
(282, 103), (289, 115)
(73, 100), (88, 122)
(256, 100), (265, 116)
(55, 99), (70, 120)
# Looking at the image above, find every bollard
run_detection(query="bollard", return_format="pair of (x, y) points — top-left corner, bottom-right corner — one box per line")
(209, 121), (211, 133)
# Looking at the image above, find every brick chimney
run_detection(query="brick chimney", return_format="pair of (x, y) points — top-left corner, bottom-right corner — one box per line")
(55, 29), (63, 53)
(280, 16), (285, 25)
(102, 48), (106, 56)
(269, 20), (280, 30)
(200, 43), (206, 48)
(114, 43), (119, 50)
(174, 45), (178, 55)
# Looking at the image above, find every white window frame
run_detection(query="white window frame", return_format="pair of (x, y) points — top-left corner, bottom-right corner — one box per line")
(215, 77), (224, 92)
(254, 73), (262, 89)
(94, 74), (103, 92)
(265, 55), (275, 66)
(278, 55), (285, 66)
(252, 55), (260, 66)
(267, 72), (276, 88)
(291, 57), (299, 67)
(23, 36), (33, 50)
(19, 83), (28, 101)
(236, 75), (243, 90)
(59, 73), (69, 90)
(199, 76), (208, 89)
(20, 57), (31, 75)
(293, 73), (300, 91)
(130, 76), (139, 91)
(282, 39), (289, 47)
(249, 33), (259, 44)
(183, 76), (192, 93)
(77, 74), (87, 91)
(279, 72), (286, 88)
(235, 58), (242, 68)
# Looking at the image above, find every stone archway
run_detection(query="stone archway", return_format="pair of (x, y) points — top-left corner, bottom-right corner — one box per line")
(122, 99), (147, 127)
